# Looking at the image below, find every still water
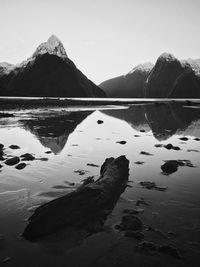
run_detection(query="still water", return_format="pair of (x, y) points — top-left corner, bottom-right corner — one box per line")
(0, 102), (200, 266)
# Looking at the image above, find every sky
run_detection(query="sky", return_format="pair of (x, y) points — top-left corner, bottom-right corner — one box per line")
(0, 0), (200, 84)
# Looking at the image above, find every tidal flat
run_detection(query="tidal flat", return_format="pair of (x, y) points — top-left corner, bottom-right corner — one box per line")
(0, 99), (200, 267)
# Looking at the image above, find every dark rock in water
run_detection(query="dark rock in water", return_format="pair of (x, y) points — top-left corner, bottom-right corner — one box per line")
(37, 157), (48, 161)
(97, 120), (104, 124)
(20, 153), (35, 161)
(161, 159), (195, 175)
(154, 144), (163, 148)
(5, 156), (20, 166)
(15, 163), (26, 170)
(0, 164), (3, 168)
(164, 143), (181, 150)
(134, 161), (145, 165)
(86, 163), (99, 167)
(140, 129), (146, 132)
(116, 141), (127, 145)
(140, 151), (153, 156)
(140, 181), (156, 189)
(161, 161), (179, 174)
(164, 143), (173, 150)
(0, 144), (4, 149)
(187, 149), (199, 152)
(179, 136), (189, 141)
(45, 151), (52, 154)
(9, 145), (20, 149)
(118, 215), (143, 231)
(194, 137), (200, 141)
(0, 35), (105, 98)
(74, 169), (88, 175)
(157, 244), (182, 259)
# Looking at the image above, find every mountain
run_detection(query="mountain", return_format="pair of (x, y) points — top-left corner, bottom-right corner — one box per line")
(0, 35), (105, 97)
(99, 63), (153, 97)
(145, 53), (200, 98)
(100, 53), (200, 98)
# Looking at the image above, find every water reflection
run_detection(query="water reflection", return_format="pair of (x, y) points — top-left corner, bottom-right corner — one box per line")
(103, 103), (200, 140)
(21, 111), (91, 154)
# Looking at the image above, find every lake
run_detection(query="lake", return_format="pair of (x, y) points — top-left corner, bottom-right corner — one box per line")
(0, 101), (200, 266)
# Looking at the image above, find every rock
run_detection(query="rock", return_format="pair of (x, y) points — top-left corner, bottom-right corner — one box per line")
(164, 144), (181, 150)
(116, 141), (127, 145)
(140, 181), (156, 189)
(194, 137), (200, 141)
(37, 157), (48, 161)
(134, 161), (145, 165)
(0, 164), (3, 168)
(81, 176), (95, 185)
(140, 130), (146, 132)
(97, 120), (104, 124)
(74, 169), (88, 175)
(0, 144), (4, 149)
(164, 143), (173, 150)
(15, 163), (26, 170)
(5, 156), (20, 166)
(140, 151), (153, 156)
(179, 136), (189, 141)
(161, 159), (195, 175)
(86, 163), (100, 167)
(187, 149), (199, 152)
(155, 185), (168, 191)
(154, 144), (163, 148)
(45, 151), (52, 154)
(118, 215), (143, 231)
(9, 145), (20, 149)
(20, 153), (35, 161)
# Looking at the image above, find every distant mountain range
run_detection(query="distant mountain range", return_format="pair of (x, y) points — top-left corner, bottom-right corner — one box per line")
(1, 37), (200, 98)
(100, 53), (200, 98)
(0, 35), (105, 97)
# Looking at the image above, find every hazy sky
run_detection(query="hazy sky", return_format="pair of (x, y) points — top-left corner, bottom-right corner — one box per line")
(0, 0), (200, 83)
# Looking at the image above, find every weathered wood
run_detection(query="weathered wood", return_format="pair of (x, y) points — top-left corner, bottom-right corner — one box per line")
(23, 155), (129, 241)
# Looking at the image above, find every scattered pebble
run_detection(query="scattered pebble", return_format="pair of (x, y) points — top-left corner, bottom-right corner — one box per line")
(15, 163), (26, 170)
(86, 163), (99, 167)
(45, 151), (52, 154)
(140, 151), (153, 156)
(20, 153), (35, 161)
(134, 161), (145, 165)
(5, 156), (20, 166)
(116, 141), (127, 145)
(179, 137), (189, 141)
(9, 145), (20, 149)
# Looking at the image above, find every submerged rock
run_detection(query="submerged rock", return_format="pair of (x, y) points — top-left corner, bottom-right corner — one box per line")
(9, 145), (20, 149)
(140, 151), (153, 156)
(134, 161), (145, 165)
(161, 159), (195, 175)
(15, 163), (26, 170)
(5, 156), (20, 166)
(20, 153), (35, 161)
(116, 141), (127, 145)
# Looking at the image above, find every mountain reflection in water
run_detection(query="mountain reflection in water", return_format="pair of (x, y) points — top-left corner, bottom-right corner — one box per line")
(21, 111), (91, 154)
(19, 103), (200, 155)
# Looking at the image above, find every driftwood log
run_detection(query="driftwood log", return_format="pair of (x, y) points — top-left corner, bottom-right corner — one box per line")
(23, 155), (129, 241)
